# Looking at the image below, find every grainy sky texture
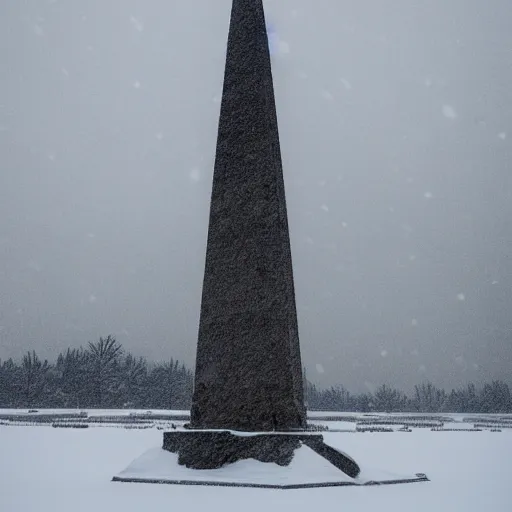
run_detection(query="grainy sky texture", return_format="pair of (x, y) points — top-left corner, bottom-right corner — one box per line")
(1, 0), (511, 392)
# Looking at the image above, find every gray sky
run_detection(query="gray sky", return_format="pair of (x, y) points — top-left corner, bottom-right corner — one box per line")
(1, 0), (511, 393)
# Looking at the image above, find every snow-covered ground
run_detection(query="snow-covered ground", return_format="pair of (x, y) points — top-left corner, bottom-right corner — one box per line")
(1, 419), (511, 512)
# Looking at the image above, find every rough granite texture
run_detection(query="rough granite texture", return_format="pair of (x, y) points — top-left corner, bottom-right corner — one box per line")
(190, 0), (306, 431)
(164, 432), (301, 470)
(162, 432), (360, 478)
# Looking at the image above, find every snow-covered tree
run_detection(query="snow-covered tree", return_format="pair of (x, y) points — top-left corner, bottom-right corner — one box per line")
(20, 351), (50, 407)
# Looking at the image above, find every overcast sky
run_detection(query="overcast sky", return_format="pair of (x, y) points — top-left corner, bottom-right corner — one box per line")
(1, 0), (511, 393)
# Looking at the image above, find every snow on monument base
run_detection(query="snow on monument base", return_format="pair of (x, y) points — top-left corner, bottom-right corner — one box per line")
(112, 431), (428, 489)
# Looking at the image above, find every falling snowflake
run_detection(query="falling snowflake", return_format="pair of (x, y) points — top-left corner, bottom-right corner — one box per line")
(457, 293), (466, 301)
(189, 168), (201, 183)
(424, 192), (433, 199)
(89, 295), (97, 304)
(411, 319), (418, 326)
(321, 89), (334, 101)
(339, 78), (352, 90)
(315, 363), (325, 374)
(380, 350), (388, 358)
(498, 132), (507, 140)
(129, 15), (144, 32)
(442, 105), (457, 119)
(155, 132), (164, 141)
(321, 204), (329, 212)
(133, 81), (141, 89)
(341, 222), (348, 228)
(33, 24), (44, 37)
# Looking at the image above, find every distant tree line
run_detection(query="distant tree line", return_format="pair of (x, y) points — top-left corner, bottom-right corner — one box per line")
(305, 380), (512, 414)
(0, 336), (510, 413)
(0, 336), (193, 410)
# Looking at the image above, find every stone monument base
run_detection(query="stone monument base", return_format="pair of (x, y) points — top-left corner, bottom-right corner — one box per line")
(163, 430), (360, 476)
(112, 430), (429, 489)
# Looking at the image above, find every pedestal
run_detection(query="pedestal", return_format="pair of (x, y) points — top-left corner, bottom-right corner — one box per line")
(112, 430), (428, 489)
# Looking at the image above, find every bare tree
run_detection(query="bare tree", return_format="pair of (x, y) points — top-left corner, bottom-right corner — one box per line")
(86, 335), (123, 407)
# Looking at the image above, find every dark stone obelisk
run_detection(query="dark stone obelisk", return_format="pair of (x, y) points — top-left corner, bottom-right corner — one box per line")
(160, 0), (357, 480)
(189, 0), (306, 431)
(116, 0), (425, 486)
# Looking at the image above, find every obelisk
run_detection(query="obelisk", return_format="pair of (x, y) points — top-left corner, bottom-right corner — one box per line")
(190, 0), (306, 431)
(113, 0), (429, 485)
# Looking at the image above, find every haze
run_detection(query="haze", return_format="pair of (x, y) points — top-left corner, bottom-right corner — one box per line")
(1, 0), (511, 393)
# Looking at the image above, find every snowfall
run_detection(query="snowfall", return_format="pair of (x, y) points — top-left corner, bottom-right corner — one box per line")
(1, 411), (511, 511)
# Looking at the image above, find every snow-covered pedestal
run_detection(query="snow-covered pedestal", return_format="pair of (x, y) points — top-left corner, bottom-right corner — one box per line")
(112, 430), (428, 489)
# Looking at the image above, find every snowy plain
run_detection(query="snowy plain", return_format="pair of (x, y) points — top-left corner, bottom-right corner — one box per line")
(1, 413), (511, 512)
